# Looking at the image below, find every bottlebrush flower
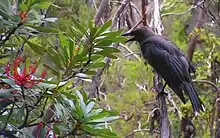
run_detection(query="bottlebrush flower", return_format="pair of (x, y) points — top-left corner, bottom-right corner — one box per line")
(6, 57), (46, 88)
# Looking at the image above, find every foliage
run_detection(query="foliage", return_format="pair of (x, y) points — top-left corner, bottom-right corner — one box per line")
(0, 0), (125, 137)
(0, 0), (220, 137)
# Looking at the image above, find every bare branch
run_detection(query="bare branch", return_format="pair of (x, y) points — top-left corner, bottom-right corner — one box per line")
(111, 0), (131, 29)
(119, 44), (141, 61)
(161, 0), (204, 17)
(193, 80), (220, 92)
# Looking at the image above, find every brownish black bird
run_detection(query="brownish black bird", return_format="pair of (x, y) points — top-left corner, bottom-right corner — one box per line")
(122, 26), (205, 114)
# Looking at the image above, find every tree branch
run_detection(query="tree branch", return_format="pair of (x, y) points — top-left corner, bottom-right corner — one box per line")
(0, 22), (23, 47)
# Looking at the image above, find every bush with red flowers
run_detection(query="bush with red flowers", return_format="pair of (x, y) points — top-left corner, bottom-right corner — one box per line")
(0, 1), (125, 137)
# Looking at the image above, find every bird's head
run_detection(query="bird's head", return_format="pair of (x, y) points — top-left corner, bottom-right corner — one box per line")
(122, 26), (155, 43)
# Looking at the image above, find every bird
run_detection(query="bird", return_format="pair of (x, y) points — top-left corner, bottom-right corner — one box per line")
(122, 26), (205, 114)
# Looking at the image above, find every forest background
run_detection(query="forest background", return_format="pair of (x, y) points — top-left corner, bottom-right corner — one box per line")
(0, 0), (220, 137)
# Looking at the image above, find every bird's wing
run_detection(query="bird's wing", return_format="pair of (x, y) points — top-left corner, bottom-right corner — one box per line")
(144, 43), (191, 83)
(143, 44), (188, 103)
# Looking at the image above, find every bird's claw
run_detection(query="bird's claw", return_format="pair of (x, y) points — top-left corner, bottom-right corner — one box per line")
(156, 91), (168, 100)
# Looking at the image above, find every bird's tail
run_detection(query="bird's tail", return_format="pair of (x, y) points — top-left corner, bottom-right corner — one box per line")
(183, 82), (205, 114)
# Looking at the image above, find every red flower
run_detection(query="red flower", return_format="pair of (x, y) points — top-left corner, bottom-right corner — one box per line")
(35, 122), (56, 138)
(19, 11), (28, 23)
(35, 121), (44, 138)
(6, 57), (46, 88)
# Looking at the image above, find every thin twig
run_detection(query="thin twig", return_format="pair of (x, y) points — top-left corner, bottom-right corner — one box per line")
(0, 22), (23, 47)
(161, 0), (204, 17)
(125, 128), (160, 138)
(18, 86), (29, 129)
(193, 80), (220, 92)
(119, 44), (141, 61)
(111, 0), (131, 29)
(2, 103), (15, 130)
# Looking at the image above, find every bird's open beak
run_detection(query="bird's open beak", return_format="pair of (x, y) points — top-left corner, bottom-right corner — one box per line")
(122, 31), (135, 43)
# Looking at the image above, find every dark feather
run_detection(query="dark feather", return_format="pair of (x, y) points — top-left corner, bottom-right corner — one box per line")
(122, 27), (205, 113)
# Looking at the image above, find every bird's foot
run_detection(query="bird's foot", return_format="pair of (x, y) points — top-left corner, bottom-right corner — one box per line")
(156, 91), (168, 100)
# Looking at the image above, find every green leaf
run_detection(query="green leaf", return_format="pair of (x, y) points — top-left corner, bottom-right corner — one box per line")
(86, 101), (95, 114)
(19, 4), (29, 11)
(88, 20), (97, 39)
(95, 20), (112, 37)
(94, 39), (113, 47)
(0, 100), (13, 111)
(71, 47), (89, 66)
(53, 125), (61, 135)
(21, 37), (46, 55)
(85, 70), (97, 75)
(87, 62), (106, 68)
(76, 91), (87, 115)
(95, 47), (120, 56)
(58, 79), (73, 91)
(88, 116), (119, 123)
(95, 128), (118, 138)
(32, 2), (51, 9)
(81, 91), (88, 104)
(98, 30), (122, 38)
(48, 47), (63, 69)
(84, 126), (118, 138)
(107, 54), (118, 59)
(29, 0), (48, 7)
(0, 89), (14, 99)
(87, 109), (103, 117)
(69, 25), (83, 39)
(61, 92), (78, 101)
(73, 102), (84, 120)
(54, 124), (70, 133)
(17, 103), (25, 123)
(59, 34), (70, 62)
(68, 38), (75, 59)
(25, 25), (59, 33)
(100, 47), (120, 53)
(90, 55), (102, 60)
(71, 17), (88, 37)
(1, 79), (19, 89)
(88, 111), (109, 121)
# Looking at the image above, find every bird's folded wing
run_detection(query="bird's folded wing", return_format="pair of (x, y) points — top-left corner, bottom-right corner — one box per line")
(149, 46), (190, 82)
